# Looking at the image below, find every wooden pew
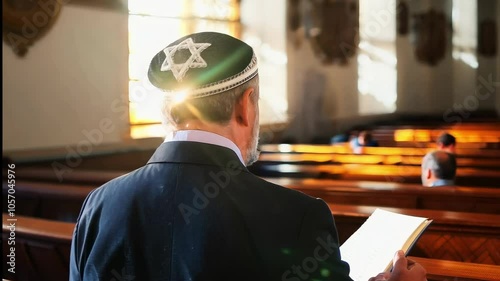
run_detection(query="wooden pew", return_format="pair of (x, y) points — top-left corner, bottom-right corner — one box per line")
(15, 149), (156, 172)
(251, 162), (500, 187)
(2, 214), (73, 281)
(259, 144), (500, 158)
(3, 168), (125, 185)
(258, 152), (500, 169)
(2, 213), (499, 281)
(2, 181), (95, 222)
(329, 204), (500, 265)
(7, 176), (500, 222)
(266, 178), (500, 214)
(369, 122), (500, 148)
(412, 257), (500, 281)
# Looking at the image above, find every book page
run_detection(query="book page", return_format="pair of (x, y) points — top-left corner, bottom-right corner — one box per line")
(339, 209), (431, 281)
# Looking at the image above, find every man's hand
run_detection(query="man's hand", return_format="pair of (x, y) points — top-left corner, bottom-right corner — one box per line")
(368, 250), (427, 281)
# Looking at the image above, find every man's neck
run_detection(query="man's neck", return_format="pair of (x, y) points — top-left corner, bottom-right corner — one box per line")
(175, 120), (249, 164)
(429, 179), (455, 187)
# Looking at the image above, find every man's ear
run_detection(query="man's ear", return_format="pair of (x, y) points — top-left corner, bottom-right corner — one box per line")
(234, 87), (254, 126)
(426, 168), (432, 179)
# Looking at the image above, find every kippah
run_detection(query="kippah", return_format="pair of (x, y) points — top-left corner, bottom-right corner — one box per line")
(148, 32), (258, 99)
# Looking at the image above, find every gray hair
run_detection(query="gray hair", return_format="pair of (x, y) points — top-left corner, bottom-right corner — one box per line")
(421, 150), (457, 180)
(161, 75), (259, 127)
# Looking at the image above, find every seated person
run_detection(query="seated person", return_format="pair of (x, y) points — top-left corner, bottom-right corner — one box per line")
(330, 132), (350, 144)
(421, 150), (457, 187)
(350, 130), (379, 154)
(436, 132), (456, 154)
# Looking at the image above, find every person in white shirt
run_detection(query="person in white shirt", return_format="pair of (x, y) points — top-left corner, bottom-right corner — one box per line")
(421, 150), (457, 187)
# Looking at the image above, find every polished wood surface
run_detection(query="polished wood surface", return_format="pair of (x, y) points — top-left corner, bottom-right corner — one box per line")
(6, 177), (500, 222)
(258, 152), (500, 168)
(1, 214), (73, 281)
(259, 144), (500, 158)
(251, 162), (500, 186)
(2, 212), (499, 280)
(4, 167), (125, 185)
(2, 181), (95, 222)
(5, 172), (500, 224)
(328, 205), (500, 265)
(411, 257), (500, 281)
(266, 177), (500, 214)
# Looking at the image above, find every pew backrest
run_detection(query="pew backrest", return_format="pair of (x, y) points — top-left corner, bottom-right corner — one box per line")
(2, 214), (74, 281)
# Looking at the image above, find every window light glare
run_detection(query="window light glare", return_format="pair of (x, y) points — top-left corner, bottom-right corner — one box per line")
(172, 91), (189, 105)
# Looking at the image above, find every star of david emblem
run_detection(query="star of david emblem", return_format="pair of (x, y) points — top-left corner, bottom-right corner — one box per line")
(160, 38), (212, 81)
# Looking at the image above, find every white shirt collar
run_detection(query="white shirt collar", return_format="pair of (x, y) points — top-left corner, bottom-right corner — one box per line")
(430, 179), (455, 187)
(164, 130), (245, 165)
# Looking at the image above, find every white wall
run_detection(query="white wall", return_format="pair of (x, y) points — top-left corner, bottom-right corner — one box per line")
(396, 0), (454, 115)
(241, 0), (288, 124)
(286, 38), (358, 142)
(3, 1), (498, 150)
(284, 0), (499, 142)
(498, 0), (500, 115)
(3, 5), (129, 152)
(476, 0), (498, 113)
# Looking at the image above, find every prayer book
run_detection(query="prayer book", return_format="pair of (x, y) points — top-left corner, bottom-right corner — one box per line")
(340, 208), (432, 281)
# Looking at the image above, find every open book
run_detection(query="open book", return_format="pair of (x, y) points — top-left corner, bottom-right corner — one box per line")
(339, 209), (432, 281)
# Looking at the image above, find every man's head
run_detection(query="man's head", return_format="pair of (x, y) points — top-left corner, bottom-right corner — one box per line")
(357, 131), (373, 146)
(436, 132), (456, 154)
(421, 150), (457, 187)
(148, 32), (260, 166)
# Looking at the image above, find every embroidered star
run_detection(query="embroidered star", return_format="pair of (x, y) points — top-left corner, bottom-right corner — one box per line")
(160, 38), (212, 81)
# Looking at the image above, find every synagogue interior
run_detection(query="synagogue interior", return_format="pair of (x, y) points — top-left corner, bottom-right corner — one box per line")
(2, 0), (500, 280)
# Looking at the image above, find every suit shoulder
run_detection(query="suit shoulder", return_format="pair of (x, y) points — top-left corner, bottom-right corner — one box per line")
(250, 175), (321, 205)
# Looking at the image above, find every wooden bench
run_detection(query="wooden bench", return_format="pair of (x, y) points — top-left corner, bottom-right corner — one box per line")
(9, 149), (156, 172)
(3, 168), (125, 185)
(328, 204), (500, 265)
(258, 144), (500, 158)
(2, 181), (95, 222)
(412, 257), (500, 281)
(2, 213), (499, 280)
(266, 178), (500, 214)
(1, 214), (73, 281)
(5, 170), (500, 222)
(251, 162), (500, 187)
(369, 122), (500, 148)
(258, 152), (500, 169)
(7, 175), (500, 221)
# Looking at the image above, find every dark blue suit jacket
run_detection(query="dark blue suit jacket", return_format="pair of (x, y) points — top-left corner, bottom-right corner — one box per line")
(70, 141), (351, 281)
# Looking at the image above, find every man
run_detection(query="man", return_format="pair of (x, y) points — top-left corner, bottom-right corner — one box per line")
(350, 130), (379, 154)
(421, 150), (457, 187)
(436, 132), (456, 154)
(70, 32), (426, 281)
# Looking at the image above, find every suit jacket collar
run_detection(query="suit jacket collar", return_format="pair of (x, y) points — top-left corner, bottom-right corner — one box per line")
(148, 141), (249, 173)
